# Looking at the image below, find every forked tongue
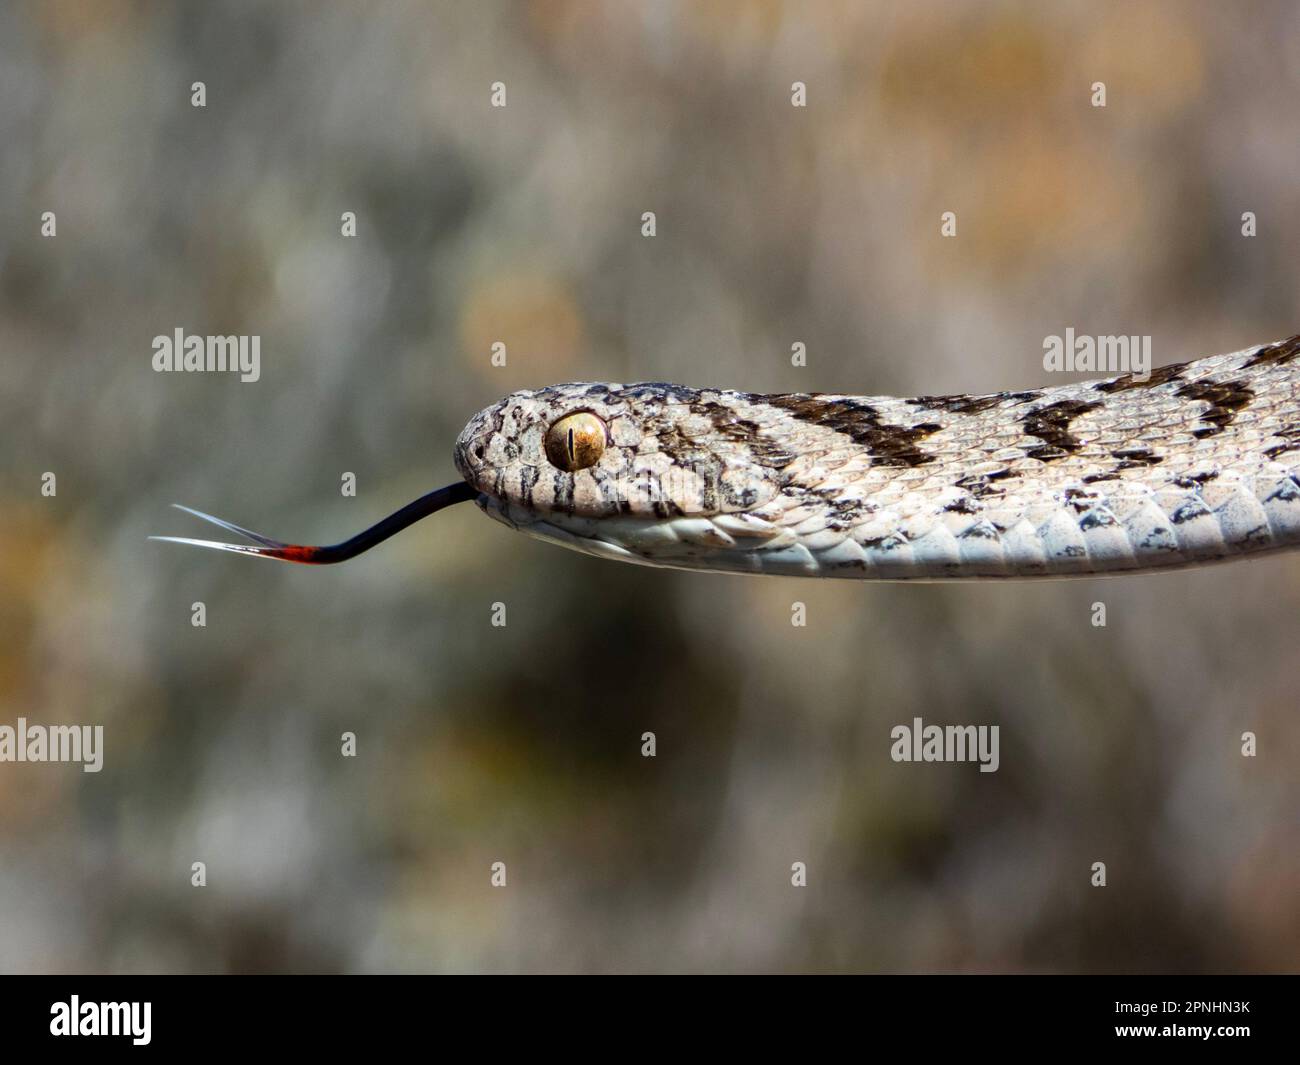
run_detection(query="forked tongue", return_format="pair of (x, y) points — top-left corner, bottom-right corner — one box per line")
(150, 482), (478, 564)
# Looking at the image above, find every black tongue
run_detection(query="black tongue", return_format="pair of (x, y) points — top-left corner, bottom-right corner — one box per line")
(152, 481), (478, 565)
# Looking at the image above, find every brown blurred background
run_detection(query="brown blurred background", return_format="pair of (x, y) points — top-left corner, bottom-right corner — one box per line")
(0, 0), (1297, 972)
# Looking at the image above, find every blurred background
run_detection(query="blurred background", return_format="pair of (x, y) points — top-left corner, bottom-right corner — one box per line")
(0, 0), (1297, 973)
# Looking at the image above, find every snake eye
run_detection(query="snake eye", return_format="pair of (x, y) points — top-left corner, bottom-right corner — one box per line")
(544, 411), (608, 472)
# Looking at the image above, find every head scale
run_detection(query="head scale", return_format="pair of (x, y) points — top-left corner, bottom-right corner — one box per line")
(453, 382), (789, 566)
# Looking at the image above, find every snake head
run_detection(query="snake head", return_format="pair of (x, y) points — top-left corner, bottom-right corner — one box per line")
(453, 382), (795, 569)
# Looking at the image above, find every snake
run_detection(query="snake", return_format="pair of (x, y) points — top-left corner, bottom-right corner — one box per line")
(153, 334), (1300, 580)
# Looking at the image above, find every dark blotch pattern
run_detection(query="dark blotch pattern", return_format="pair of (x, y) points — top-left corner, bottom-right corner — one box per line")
(1083, 446), (1163, 485)
(646, 422), (706, 465)
(954, 467), (1017, 499)
(1265, 475), (1300, 503)
(813, 490), (878, 530)
(1079, 510), (1117, 531)
(909, 390), (1043, 415)
(909, 393), (1001, 415)
(765, 394), (940, 467)
(617, 382), (698, 403)
(1171, 498), (1213, 524)
(1110, 446), (1163, 469)
(1062, 486), (1102, 513)
(1093, 362), (1187, 393)
(1264, 424), (1300, 461)
(1242, 334), (1300, 368)
(698, 402), (798, 469)
(1172, 471), (1219, 489)
(1022, 399), (1104, 461)
(1174, 378), (1254, 438)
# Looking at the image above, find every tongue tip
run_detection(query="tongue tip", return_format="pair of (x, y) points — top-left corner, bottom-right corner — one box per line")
(153, 480), (480, 567)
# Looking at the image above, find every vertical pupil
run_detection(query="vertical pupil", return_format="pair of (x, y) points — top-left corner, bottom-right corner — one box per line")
(567, 427), (575, 461)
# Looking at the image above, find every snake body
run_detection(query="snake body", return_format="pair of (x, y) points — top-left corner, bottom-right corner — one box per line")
(453, 335), (1300, 579)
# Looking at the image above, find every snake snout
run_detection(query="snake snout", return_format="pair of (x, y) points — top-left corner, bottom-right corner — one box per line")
(453, 408), (497, 489)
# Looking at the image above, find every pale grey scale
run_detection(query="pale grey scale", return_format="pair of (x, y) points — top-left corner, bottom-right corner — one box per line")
(457, 336), (1300, 579)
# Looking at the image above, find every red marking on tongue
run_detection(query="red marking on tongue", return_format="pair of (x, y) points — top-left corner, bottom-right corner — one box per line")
(272, 544), (324, 564)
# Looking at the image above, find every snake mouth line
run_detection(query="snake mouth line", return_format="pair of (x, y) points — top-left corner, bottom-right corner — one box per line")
(473, 495), (791, 573)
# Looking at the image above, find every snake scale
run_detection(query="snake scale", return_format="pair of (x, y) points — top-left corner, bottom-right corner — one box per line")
(156, 334), (1300, 580)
